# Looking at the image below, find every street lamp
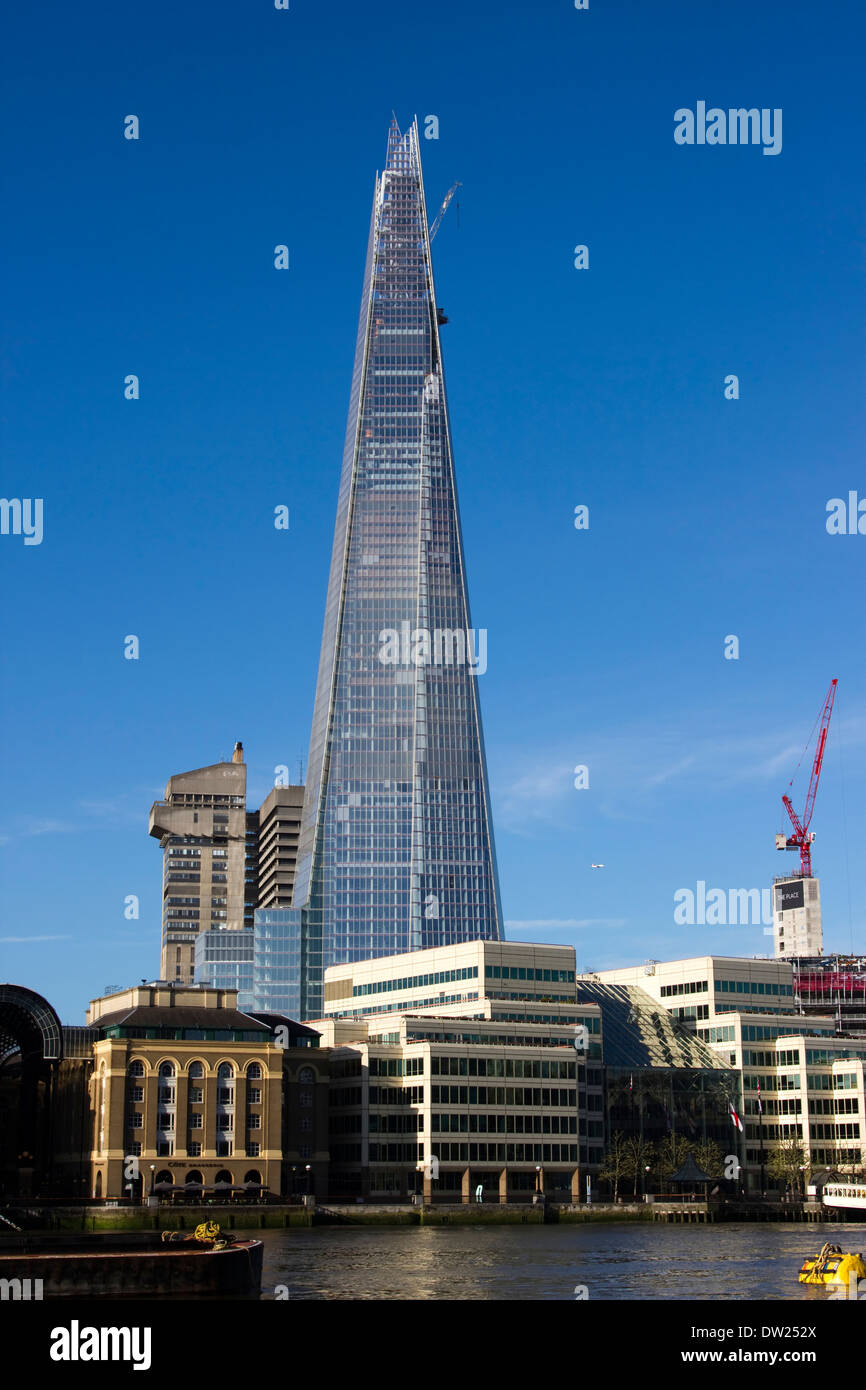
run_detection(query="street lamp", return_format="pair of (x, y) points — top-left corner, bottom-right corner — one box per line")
(149, 1164), (155, 1197)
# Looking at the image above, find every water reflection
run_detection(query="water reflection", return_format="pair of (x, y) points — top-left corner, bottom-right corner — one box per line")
(260, 1221), (864, 1301)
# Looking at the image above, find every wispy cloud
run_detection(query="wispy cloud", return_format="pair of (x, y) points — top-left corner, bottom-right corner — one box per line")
(494, 707), (866, 836)
(15, 819), (77, 839)
(497, 761), (575, 834)
(645, 755), (695, 788)
(505, 917), (627, 931)
(0, 791), (150, 846)
(0, 934), (71, 943)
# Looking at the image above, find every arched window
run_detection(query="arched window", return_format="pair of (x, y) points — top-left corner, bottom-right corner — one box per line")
(155, 1170), (173, 1186)
(217, 1062), (234, 1080)
(128, 1060), (145, 1078)
(94, 1171), (102, 1198)
(158, 1061), (175, 1079)
(299, 1066), (314, 1085)
(214, 1170), (233, 1186)
(243, 1169), (262, 1186)
(246, 1062), (262, 1080)
(188, 1061), (204, 1079)
(185, 1170), (204, 1186)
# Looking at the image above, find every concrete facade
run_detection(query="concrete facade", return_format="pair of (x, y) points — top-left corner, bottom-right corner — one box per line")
(149, 744), (248, 983)
(253, 786), (304, 909)
(772, 873), (823, 958)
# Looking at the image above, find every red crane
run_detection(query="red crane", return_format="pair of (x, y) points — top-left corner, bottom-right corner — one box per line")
(776, 679), (837, 877)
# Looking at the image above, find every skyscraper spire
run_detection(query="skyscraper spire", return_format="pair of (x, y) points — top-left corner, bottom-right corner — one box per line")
(293, 119), (503, 1017)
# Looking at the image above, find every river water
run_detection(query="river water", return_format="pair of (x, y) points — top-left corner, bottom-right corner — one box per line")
(256, 1219), (864, 1301)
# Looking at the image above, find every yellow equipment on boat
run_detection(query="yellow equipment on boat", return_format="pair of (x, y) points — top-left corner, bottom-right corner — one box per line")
(798, 1242), (866, 1287)
(161, 1221), (227, 1249)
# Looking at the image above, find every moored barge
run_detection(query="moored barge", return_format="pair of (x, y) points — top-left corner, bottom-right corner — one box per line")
(0, 1229), (263, 1297)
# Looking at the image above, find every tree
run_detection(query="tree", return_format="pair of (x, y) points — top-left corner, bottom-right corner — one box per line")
(598, 1131), (630, 1201)
(767, 1136), (809, 1196)
(622, 1135), (656, 1197)
(655, 1133), (691, 1183)
(694, 1139), (724, 1180)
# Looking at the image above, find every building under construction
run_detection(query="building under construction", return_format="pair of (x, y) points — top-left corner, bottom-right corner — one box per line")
(793, 955), (866, 1036)
(771, 680), (837, 960)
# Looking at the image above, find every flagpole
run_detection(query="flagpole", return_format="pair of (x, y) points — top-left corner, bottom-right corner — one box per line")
(758, 1082), (766, 1199)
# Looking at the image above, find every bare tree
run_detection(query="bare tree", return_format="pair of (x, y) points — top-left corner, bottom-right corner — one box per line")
(694, 1138), (724, 1179)
(767, 1135), (809, 1196)
(623, 1135), (656, 1197)
(599, 1131), (630, 1201)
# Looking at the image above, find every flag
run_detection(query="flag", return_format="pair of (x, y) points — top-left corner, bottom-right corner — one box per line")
(756, 1082), (763, 1116)
(729, 1102), (744, 1133)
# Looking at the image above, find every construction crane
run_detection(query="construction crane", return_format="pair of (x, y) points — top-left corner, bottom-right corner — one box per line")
(776, 679), (838, 877)
(429, 181), (461, 242)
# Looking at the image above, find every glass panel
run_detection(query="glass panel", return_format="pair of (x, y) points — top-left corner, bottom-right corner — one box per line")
(293, 119), (503, 1017)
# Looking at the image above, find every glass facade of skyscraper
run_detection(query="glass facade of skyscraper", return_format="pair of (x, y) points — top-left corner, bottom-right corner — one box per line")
(193, 928), (254, 1011)
(293, 119), (503, 1018)
(251, 908), (302, 1019)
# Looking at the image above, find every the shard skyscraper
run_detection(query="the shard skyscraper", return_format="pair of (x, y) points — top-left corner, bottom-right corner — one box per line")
(292, 118), (503, 1018)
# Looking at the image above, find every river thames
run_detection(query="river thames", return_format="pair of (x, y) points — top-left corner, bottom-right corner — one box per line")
(255, 1219), (864, 1300)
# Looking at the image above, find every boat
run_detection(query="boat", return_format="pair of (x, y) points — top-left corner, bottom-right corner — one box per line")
(798, 1242), (866, 1288)
(0, 1223), (263, 1298)
(821, 1181), (866, 1213)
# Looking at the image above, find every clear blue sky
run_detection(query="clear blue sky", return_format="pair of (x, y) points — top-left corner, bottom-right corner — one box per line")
(2, 0), (865, 1023)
